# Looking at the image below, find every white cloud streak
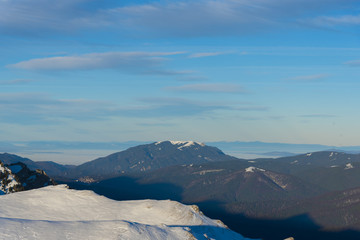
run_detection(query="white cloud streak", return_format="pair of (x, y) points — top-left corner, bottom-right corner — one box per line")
(7, 51), (186, 74)
(96, 0), (360, 37)
(0, 93), (266, 124)
(345, 59), (360, 66)
(308, 14), (360, 26)
(165, 83), (247, 93)
(0, 0), (357, 37)
(188, 52), (230, 58)
(0, 79), (33, 85)
(299, 114), (337, 118)
(287, 74), (329, 81)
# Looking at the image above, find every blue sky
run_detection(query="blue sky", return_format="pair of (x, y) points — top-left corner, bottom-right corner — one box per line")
(1, 0), (360, 148)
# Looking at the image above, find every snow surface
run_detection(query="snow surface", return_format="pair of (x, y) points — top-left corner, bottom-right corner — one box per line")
(245, 167), (265, 173)
(0, 185), (254, 240)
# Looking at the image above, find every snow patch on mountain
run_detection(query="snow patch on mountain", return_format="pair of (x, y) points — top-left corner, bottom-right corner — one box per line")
(0, 185), (253, 240)
(156, 141), (206, 149)
(193, 169), (225, 175)
(245, 166), (265, 173)
(345, 163), (354, 170)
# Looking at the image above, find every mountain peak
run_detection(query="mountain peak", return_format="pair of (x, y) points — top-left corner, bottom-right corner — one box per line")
(68, 141), (237, 180)
(155, 140), (205, 148)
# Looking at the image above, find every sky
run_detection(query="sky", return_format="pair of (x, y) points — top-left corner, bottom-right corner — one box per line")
(1, 0), (360, 156)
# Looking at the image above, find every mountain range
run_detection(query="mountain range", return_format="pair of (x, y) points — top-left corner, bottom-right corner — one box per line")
(0, 153), (75, 177)
(62, 141), (238, 180)
(3, 140), (360, 164)
(3, 141), (360, 239)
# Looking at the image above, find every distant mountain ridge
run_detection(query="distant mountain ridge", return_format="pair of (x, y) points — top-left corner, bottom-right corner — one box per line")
(59, 146), (360, 240)
(92, 161), (323, 203)
(65, 141), (240, 180)
(4, 142), (360, 239)
(275, 151), (360, 167)
(208, 141), (360, 158)
(4, 142), (360, 182)
(3, 140), (360, 166)
(0, 153), (75, 177)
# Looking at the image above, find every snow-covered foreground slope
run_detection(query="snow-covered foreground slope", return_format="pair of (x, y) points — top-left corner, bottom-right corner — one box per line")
(0, 185), (254, 240)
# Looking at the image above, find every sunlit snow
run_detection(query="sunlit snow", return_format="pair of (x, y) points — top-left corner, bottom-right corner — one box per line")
(156, 141), (206, 149)
(245, 167), (265, 173)
(0, 185), (253, 240)
(193, 169), (225, 175)
(345, 163), (354, 170)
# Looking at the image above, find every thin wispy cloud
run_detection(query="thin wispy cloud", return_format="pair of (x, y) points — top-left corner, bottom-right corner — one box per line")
(287, 74), (329, 81)
(0, 93), (265, 125)
(144, 70), (195, 76)
(299, 114), (337, 118)
(165, 83), (247, 93)
(1, 0), (356, 38)
(7, 51), (187, 75)
(307, 14), (360, 26)
(0, 93), (117, 124)
(176, 75), (209, 82)
(0, 0), (112, 36)
(188, 52), (229, 58)
(136, 97), (227, 112)
(344, 59), (360, 66)
(106, 0), (357, 37)
(107, 0), (286, 37)
(137, 97), (267, 115)
(137, 122), (175, 127)
(0, 79), (33, 85)
(234, 106), (269, 111)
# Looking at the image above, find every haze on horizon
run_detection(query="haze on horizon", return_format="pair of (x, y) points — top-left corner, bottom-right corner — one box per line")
(1, 0), (360, 155)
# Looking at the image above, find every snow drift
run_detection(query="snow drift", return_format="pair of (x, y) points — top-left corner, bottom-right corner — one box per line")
(0, 185), (253, 240)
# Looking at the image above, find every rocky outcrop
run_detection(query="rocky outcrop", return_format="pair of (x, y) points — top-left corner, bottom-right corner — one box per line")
(0, 161), (22, 194)
(0, 160), (56, 194)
